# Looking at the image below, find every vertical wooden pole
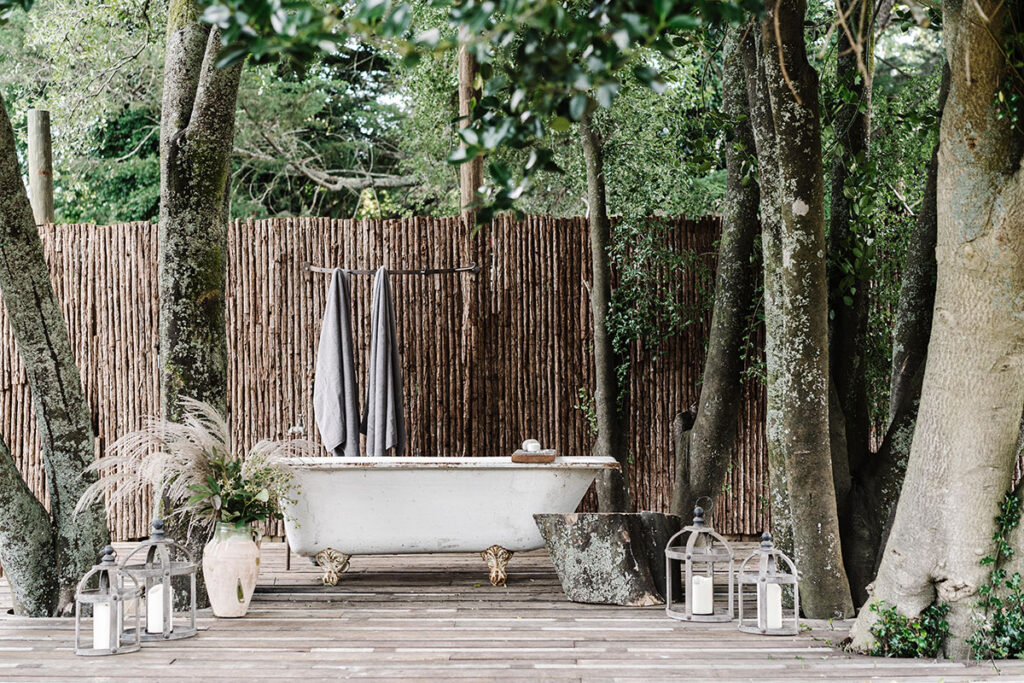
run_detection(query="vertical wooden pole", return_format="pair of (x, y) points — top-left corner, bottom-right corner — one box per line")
(27, 109), (55, 225)
(457, 34), (483, 218)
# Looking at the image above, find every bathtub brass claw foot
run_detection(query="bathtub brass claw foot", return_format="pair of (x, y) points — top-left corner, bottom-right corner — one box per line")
(315, 548), (351, 586)
(481, 545), (514, 586)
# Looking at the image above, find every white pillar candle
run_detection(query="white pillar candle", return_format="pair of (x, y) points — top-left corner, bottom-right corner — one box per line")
(690, 575), (714, 615)
(758, 582), (784, 630)
(93, 601), (111, 650)
(147, 584), (172, 634)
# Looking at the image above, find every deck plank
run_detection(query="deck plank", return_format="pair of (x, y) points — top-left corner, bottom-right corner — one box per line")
(0, 542), (1019, 681)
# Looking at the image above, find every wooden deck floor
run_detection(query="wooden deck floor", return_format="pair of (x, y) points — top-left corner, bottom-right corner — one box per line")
(0, 542), (1020, 681)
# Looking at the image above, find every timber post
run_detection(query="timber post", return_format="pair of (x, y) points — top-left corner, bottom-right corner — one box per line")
(27, 110), (55, 225)
(457, 30), (483, 219)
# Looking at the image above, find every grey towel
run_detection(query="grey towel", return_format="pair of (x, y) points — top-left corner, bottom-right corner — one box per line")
(361, 267), (406, 456)
(313, 269), (361, 457)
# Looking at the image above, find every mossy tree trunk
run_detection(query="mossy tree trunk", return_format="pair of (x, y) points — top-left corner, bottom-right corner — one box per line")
(850, 0), (1024, 656)
(741, 26), (794, 556)
(159, 0), (242, 604)
(671, 25), (760, 521)
(756, 0), (854, 618)
(0, 95), (108, 615)
(580, 115), (632, 512)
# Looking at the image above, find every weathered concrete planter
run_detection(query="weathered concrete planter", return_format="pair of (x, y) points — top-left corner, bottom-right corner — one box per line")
(534, 512), (683, 606)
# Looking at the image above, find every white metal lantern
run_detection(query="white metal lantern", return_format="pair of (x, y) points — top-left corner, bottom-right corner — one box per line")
(120, 519), (197, 641)
(738, 532), (800, 635)
(664, 507), (734, 622)
(75, 546), (142, 656)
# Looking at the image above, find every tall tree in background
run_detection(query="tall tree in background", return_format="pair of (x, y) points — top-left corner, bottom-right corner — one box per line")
(754, 0), (854, 618)
(851, 0), (1024, 655)
(828, 0), (875, 485)
(671, 25), (759, 520)
(0, 96), (108, 616)
(158, 0), (242, 602)
(840, 64), (950, 605)
(580, 113), (633, 511)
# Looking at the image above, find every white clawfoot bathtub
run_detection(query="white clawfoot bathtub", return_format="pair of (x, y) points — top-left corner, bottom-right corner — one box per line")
(279, 456), (617, 585)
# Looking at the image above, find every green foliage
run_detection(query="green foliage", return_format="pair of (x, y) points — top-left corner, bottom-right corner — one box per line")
(59, 107), (160, 223)
(186, 449), (287, 527)
(573, 386), (598, 437)
(199, 0), (761, 221)
(868, 600), (950, 658)
(970, 492), (1024, 660)
(993, 4), (1024, 132)
(608, 215), (712, 363)
(823, 23), (943, 433)
(0, 0), (28, 22)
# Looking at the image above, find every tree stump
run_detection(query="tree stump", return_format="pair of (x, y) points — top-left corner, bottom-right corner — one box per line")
(534, 512), (682, 606)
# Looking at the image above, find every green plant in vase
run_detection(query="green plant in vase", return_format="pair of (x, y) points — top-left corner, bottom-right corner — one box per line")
(77, 398), (319, 617)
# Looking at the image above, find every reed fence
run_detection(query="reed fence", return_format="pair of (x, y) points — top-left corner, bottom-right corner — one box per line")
(0, 215), (767, 540)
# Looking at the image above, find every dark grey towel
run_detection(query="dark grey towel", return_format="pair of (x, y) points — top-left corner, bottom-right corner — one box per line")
(361, 267), (406, 456)
(313, 269), (361, 457)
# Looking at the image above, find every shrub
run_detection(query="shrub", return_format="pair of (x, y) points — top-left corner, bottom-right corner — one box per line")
(868, 600), (950, 658)
(970, 492), (1024, 659)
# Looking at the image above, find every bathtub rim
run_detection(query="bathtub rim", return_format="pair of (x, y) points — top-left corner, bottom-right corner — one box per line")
(279, 455), (619, 470)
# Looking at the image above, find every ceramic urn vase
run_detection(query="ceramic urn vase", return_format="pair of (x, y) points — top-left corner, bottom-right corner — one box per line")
(203, 522), (261, 617)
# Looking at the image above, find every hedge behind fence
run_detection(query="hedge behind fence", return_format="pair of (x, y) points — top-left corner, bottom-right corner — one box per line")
(0, 215), (767, 540)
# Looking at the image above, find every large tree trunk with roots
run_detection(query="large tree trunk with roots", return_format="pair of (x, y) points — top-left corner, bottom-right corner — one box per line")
(741, 26), (794, 556)
(671, 25), (760, 521)
(757, 0), (854, 618)
(159, 0), (242, 605)
(840, 64), (950, 606)
(580, 115), (632, 512)
(850, 0), (1024, 656)
(0, 96), (108, 615)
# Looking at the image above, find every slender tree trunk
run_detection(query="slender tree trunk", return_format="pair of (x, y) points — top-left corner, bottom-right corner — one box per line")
(671, 25), (760, 521)
(828, 0), (875, 474)
(850, 0), (1024, 656)
(159, 1), (242, 605)
(457, 29), (483, 217)
(741, 26), (793, 555)
(580, 115), (632, 512)
(759, 0), (854, 618)
(841, 64), (950, 605)
(0, 96), (108, 615)
(887, 64), (949, 425)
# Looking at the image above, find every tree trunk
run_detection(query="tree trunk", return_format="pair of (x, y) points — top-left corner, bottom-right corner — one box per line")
(827, 0), (875, 473)
(457, 30), (483, 217)
(159, 1), (242, 605)
(580, 115), (632, 512)
(0, 95), (108, 615)
(758, 0), (854, 618)
(840, 64), (950, 606)
(850, 0), (1024, 656)
(887, 64), (950, 425)
(0, 437), (58, 616)
(740, 26), (793, 556)
(671, 25), (760, 521)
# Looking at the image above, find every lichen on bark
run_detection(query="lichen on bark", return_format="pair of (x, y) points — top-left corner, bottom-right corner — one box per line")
(754, 0), (855, 619)
(158, 6), (242, 605)
(0, 94), (108, 615)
